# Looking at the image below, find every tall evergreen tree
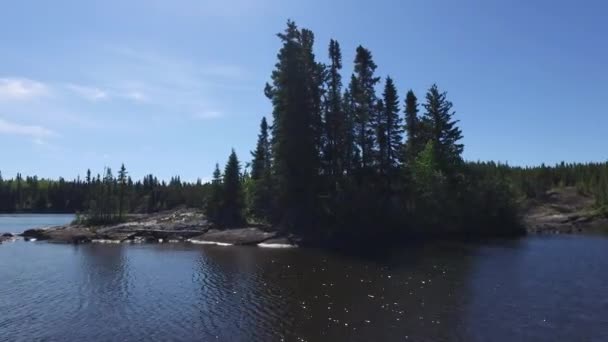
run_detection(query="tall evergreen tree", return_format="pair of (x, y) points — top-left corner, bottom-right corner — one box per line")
(421, 84), (464, 172)
(250, 117), (273, 220)
(342, 88), (356, 175)
(117, 163), (128, 219)
(351, 46), (380, 172)
(375, 76), (403, 174)
(206, 163), (222, 224)
(266, 21), (320, 229)
(323, 39), (345, 178)
(403, 90), (421, 165)
(301, 28), (326, 162)
(251, 117), (271, 180)
(374, 99), (388, 174)
(221, 149), (245, 227)
(346, 76), (362, 171)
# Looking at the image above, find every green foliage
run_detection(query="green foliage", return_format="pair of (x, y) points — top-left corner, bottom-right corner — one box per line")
(266, 21), (321, 230)
(205, 164), (223, 223)
(220, 149), (245, 227)
(420, 84), (464, 173)
(0, 166), (206, 215)
(376, 76), (403, 175)
(403, 90), (422, 166)
(323, 39), (349, 178)
(204, 150), (247, 227)
(249, 118), (273, 221)
(412, 141), (443, 198)
(117, 164), (128, 219)
(468, 161), (608, 208)
(351, 46), (381, 172)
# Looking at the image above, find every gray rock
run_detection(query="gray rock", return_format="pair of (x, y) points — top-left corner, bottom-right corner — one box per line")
(43, 227), (95, 244)
(31, 209), (212, 244)
(523, 187), (608, 234)
(21, 229), (47, 240)
(258, 237), (298, 248)
(190, 227), (276, 246)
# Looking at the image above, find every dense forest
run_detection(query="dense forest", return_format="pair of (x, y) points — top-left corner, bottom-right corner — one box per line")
(1, 21), (607, 241)
(0, 169), (208, 219)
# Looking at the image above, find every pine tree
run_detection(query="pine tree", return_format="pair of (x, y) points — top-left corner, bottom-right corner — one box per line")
(251, 117), (271, 180)
(342, 88), (356, 175)
(117, 164), (128, 219)
(351, 46), (380, 172)
(250, 117), (273, 220)
(421, 84), (464, 172)
(266, 20), (320, 229)
(301, 28), (326, 162)
(374, 99), (388, 174)
(206, 163), (223, 224)
(403, 90), (421, 165)
(375, 76), (403, 174)
(324, 39), (345, 178)
(221, 149), (245, 227)
(99, 167), (116, 222)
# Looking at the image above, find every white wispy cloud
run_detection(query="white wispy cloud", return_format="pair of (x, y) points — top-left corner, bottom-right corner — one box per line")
(90, 46), (252, 120)
(0, 118), (56, 139)
(0, 78), (49, 101)
(66, 84), (108, 101)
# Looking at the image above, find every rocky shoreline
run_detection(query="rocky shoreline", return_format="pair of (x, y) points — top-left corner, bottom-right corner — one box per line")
(11, 209), (299, 248)
(522, 187), (608, 234)
(2, 189), (607, 247)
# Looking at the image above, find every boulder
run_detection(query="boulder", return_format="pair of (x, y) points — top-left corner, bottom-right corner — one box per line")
(103, 231), (136, 242)
(257, 237), (298, 248)
(21, 229), (48, 240)
(189, 227), (276, 246)
(43, 227), (95, 244)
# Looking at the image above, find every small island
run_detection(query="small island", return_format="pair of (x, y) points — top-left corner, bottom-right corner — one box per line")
(9, 184), (605, 248)
(17, 208), (297, 247)
(1, 21), (607, 247)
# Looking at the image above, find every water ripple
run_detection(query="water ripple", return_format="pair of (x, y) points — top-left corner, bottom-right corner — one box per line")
(2, 236), (608, 341)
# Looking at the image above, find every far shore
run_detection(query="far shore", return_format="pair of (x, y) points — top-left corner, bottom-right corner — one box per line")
(2, 187), (607, 248)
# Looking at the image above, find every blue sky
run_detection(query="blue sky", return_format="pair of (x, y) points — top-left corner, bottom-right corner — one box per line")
(1, 0), (607, 181)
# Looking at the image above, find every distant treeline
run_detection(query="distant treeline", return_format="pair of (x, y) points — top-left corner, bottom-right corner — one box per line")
(0, 168), (208, 218)
(469, 161), (608, 207)
(2, 21), (607, 241)
(1, 161), (606, 216)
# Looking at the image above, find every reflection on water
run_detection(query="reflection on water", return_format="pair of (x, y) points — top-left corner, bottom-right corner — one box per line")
(1, 225), (608, 341)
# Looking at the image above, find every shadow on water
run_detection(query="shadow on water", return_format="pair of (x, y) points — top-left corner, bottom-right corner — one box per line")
(193, 246), (293, 341)
(190, 241), (485, 342)
(2, 233), (608, 341)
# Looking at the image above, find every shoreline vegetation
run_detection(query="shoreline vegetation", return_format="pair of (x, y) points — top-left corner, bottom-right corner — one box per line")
(1, 21), (608, 247)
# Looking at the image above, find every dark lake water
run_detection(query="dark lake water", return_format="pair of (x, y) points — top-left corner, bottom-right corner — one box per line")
(1, 216), (608, 341)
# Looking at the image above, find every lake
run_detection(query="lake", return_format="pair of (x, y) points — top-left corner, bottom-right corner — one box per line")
(0, 213), (75, 234)
(1, 215), (608, 341)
